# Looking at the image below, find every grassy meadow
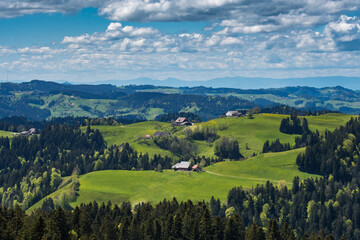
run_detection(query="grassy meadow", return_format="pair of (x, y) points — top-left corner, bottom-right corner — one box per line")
(27, 148), (319, 211)
(86, 121), (181, 158)
(0, 130), (13, 138)
(88, 113), (353, 158)
(28, 113), (353, 211)
(69, 148), (318, 207)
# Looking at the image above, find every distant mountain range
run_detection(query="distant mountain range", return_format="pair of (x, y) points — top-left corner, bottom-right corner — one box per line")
(1, 79), (360, 121)
(83, 76), (360, 90)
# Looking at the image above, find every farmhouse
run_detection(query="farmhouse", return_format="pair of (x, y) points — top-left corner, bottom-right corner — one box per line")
(13, 128), (37, 137)
(144, 135), (152, 139)
(172, 161), (191, 171)
(153, 131), (171, 138)
(225, 111), (241, 117)
(174, 117), (193, 126)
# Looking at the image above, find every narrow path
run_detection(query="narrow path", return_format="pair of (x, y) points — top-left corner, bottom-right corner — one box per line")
(205, 170), (292, 185)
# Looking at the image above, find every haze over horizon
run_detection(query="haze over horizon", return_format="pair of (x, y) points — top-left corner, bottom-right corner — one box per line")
(0, 1), (359, 84)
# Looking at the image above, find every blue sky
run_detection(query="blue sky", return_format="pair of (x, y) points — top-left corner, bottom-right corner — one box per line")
(0, 0), (359, 83)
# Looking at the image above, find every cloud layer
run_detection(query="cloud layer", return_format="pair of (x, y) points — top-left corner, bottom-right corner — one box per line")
(0, 0), (359, 81)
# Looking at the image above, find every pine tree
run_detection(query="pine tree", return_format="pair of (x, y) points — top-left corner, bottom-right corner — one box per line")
(100, 214), (118, 240)
(199, 209), (213, 240)
(245, 222), (265, 240)
(267, 219), (282, 240)
(31, 215), (46, 240)
(224, 214), (245, 240)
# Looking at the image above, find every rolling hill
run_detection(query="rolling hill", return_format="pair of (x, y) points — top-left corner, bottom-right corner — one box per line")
(28, 148), (319, 212)
(27, 112), (353, 212)
(87, 113), (354, 158)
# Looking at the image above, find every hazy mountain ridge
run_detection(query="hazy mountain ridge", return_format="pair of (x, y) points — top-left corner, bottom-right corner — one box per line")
(1, 80), (360, 121)
(89, 76), (360, 90)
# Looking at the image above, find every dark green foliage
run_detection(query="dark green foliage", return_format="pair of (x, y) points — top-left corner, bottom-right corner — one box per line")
(262, 139), (291, 153)
(186, 126), (219, 142)
(279, 114), (310, 135)
(0, 96), (51, 121)
(214, 137), (243, 160)
(154, 136), (197, 157)
(296, 117), (360, 179)
(0, 199), (334, 240)
(245, 222), (265, 240)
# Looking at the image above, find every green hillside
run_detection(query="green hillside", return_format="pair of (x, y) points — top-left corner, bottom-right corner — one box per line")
(205, 148), (313, 181)
(0, 130), (13, 138)
(84, 121), (180, 158)
(88, 113), (353, 158)
(27, 113), (352, 211)
(29, 148), (319, 211)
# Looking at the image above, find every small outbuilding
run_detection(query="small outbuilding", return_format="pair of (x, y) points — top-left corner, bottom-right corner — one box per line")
(192, 164), (200, 171)
(172, 161), (191, 171)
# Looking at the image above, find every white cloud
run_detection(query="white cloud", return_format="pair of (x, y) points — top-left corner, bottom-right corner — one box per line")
(2, 12), (360, 82)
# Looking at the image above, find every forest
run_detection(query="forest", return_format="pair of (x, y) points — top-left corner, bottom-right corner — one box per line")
(1, 196), (339, 240)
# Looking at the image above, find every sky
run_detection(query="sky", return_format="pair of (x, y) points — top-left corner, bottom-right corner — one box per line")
(0, 0), (359, 83)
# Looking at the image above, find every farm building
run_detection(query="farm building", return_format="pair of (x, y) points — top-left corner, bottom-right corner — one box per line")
(13, 128), (37, 137)
(144, 135), (152, 139)
(192, 165), (200, 171)
(174, 117), (193, 126)
(225, 111), (241, 117)
(172, 161), (191, 171)
(153, 131), (171, 138)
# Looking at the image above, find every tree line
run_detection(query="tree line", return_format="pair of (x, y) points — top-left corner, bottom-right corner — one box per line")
(0, 197), (339, 240)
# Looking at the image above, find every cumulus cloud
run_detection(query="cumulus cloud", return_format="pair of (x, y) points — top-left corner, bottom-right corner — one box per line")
(324, 15), (360, 51)
(0, 0), (103, 18)
(1, 10), (360, 82)
(0, 0), (358, 32)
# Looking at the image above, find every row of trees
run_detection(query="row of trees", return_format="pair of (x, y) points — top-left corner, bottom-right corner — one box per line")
(185, 125), (219, 142)
(0, 198), (339, 240)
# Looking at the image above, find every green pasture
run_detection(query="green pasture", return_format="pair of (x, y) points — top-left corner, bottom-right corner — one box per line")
(87, 113), (354, 159)
(55, 148), (319, 208)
